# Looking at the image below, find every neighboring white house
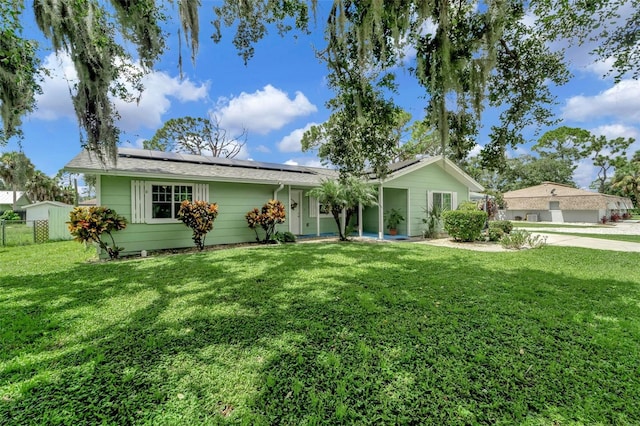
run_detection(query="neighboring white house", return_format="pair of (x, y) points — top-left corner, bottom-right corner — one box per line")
(0, 191), (31, 213)
(503, 182), (634, 223)
(23, 201), (75, 240)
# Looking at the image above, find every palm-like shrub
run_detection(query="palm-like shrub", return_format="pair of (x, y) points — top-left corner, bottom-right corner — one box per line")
(68, 206), (127, 259)
(307, 177), (377, 240)
(177, 200), (219, 250)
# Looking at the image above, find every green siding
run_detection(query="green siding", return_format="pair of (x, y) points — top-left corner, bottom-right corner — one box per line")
(363, 162), (469, 237)
(99, 177), (336, 256)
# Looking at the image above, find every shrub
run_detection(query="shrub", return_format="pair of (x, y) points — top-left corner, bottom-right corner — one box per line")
(457, 201), (478, 211)
(0, 210), (20, 221)
(610, 212), (621, 222)
(500, 229), (547, 250)
(622, 212), (631, 220)
(442, 210), (487, 242)
(177, 200), (219, 250)
(422, 204), (442, 239)
(487, 227), (504, 242)
(489, 220), (513, 234)
(246, 200), (286, 243)
(274, 231), (296, 243)
(601, 215), (608, 224)
(68, 206), (127, 259)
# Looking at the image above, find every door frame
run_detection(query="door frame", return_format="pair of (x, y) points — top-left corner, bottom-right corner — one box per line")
(289, 189), (303, 235)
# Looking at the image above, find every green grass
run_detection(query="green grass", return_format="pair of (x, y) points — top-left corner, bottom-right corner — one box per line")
(2, 241), (640, 424)
(0, 222), (34, 246)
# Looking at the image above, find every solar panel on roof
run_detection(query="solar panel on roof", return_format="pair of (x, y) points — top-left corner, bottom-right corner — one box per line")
(179, 153), (214, 164)
(118, 148), (318, 175)
(149, 151), (182, 161)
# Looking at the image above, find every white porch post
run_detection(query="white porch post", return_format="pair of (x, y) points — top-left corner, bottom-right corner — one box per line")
(358, 202), (363, 237)
(378, 182), (384, 240)
(407, 188), (411, 237)
(287, 185), (291, 233)
(316, 199), (320, 237)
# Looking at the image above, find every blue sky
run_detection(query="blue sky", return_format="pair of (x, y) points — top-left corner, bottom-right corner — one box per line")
(4, 2), (639, 189)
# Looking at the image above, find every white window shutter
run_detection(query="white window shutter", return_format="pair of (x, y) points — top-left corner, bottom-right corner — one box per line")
(309, 196), (318, 218)
(427, 191), (433, 212)
(194, 183), (209, 202)
(131, 180), (146, 223)
(452, 192), (458, 210)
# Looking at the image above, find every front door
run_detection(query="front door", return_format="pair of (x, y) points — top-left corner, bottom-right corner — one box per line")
(290, 190), (302, 234)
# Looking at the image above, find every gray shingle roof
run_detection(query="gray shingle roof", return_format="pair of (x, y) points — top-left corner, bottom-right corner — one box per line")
(503, 182), (634, 210)
(65, 148), (339, 186)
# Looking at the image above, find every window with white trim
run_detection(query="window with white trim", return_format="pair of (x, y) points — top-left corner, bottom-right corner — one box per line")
(428, 191), (456, 212)
(308, 196), (333, 218)
(150, 184), (193, 220)
(131, 180), (209, 224)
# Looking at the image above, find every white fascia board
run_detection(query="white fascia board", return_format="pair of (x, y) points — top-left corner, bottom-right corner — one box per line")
(64, 167), (323, 188)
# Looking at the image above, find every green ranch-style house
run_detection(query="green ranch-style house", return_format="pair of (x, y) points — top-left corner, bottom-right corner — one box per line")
(64, 148), (484, 256)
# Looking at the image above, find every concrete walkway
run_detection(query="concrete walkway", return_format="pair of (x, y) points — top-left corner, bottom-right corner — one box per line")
(533, 232), (640, 252)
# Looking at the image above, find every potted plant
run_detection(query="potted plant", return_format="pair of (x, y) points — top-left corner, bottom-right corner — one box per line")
(385, 208), (405, 236)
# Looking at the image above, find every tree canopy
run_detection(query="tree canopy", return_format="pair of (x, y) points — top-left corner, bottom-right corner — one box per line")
(144, 116), (247, 158)
(0, 0), (637, 169)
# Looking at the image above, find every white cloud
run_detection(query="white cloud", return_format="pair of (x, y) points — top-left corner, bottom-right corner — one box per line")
(32, 54), (76, 121)
(213, 85), (317, 135)
(255, 145), (271, 153)
(302, 159), (324, 168)
(589, 124), (640, 140)
(573, 159), (598, 189)
(114, 71), (208, 132)
(32, 53), (208, 132)
(584, 57), (617, 79)
(468, 143), (482, 158)
(563, 79), (640, 123)
(277, 122), (318, 153)
(285, 158), (324, 168)
(120, 138), (146, 149)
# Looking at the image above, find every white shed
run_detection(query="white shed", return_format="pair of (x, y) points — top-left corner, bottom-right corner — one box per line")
(23, 201), (75, 240)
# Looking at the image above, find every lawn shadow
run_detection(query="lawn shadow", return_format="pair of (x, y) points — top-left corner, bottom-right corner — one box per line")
(1, 243), (639, 423)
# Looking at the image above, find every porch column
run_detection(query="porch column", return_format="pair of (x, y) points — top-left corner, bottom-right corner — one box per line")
(358, 202), (363, 237)
(316, 199), (320, 237)
(378, 182), (384, 240)
(287, 185), (291, 233)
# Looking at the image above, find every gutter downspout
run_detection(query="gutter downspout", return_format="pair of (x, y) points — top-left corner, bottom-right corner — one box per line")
(273, 183), (284, 200)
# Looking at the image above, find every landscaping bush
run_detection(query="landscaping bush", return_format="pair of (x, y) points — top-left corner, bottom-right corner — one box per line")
(177, 200), (219, 250)
(489, 220), (513, 234)
(487, 227), (504, 242)
(442, 210), (487, 242)
(0, 210), (20, 221)
(274, 231), (296, 243)
(500, 229), (547, 250)
(457, 201), (478, 211)
(68, 206), (127, 259)
(246, 200), (286, 243)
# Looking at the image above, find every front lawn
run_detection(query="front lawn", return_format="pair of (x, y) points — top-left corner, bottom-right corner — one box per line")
(1, 241), (639, 424)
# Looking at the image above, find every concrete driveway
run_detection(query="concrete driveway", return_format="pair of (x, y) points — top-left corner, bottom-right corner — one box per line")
(521, 221), (640, 252)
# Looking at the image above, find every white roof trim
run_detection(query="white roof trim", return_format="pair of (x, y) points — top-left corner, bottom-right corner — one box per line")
(24, 201), (74, 209)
